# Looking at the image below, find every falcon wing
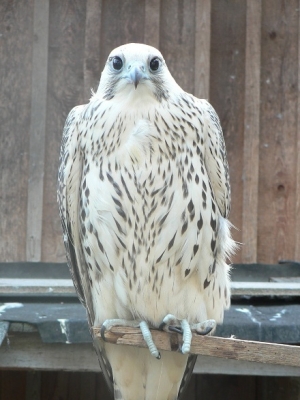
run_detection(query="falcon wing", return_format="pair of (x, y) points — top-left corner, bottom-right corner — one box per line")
(202, 100), (231, 218)
(57, 106), (91, 315)
(57, 105), (114, 393)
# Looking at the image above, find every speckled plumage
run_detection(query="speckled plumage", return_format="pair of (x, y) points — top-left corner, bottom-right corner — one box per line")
(58, 43), (235, 400)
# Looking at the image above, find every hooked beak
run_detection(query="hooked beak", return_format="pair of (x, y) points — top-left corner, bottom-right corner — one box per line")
(128, 65), (146, 89)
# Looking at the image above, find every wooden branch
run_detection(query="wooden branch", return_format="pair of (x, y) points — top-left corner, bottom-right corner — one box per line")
(93, 326), (300, 369)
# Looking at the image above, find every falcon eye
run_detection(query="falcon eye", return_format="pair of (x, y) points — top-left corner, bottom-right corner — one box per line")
(149, 57), (160, 72)
(112, 56), (123, 71)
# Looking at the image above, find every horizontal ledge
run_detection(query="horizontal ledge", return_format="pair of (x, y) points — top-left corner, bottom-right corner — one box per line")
(0, 279), (76, 296)
(1, 279), (300, 297)
(94, 326), (300, 368)
(231, 281), (300, 296)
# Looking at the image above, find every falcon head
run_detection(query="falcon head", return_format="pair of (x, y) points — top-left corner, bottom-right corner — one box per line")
(97, 43), (177, 102)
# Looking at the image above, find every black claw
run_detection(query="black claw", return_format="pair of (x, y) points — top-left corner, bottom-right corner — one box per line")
(100, 324), (107, 341)
(196, 326), (214, 336)
(159, 321), (167, 331)
(168, 325), (183, 334)
(156, 352), (161, 360)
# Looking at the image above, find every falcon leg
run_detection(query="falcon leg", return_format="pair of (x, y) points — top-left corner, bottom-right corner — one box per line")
(159, 314), (216, 354)
(140, 321), (160, 359)
(101, 319), (161, 359)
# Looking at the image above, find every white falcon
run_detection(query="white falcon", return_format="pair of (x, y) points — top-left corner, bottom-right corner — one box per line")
(57, 43), (236, 400)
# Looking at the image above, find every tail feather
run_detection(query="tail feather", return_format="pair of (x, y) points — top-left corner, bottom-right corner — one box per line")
(102, 342), (189, 400)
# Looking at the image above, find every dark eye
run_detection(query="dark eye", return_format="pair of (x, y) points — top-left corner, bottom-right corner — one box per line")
(149, 57), (160, 72)
(112, 56), (123, 70)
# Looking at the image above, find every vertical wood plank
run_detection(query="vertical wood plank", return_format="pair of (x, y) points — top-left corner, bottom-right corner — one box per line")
(0, 0), (33, 261)
(295, 6), (300, 261)
(210, 0), (247, 263)
(144, 0), (160, 48)
(26, 371), (41, 400)
(26, 0), (49, 261)
(257, 377), (300, 400)
(194, 0), (211, 99)
(100, 0), (145, 64)
(40, 371), (57, 400)
(0, 370), (27, 400)
(79, 372), (97, 400)
(181, 374), (196, 400)
(42, 0), (86, 262)
(160, 0), (196, 93)
(84, 0), (102, 100)
(242, 0), (261, 263)
(258, 0), (299, 263)
(195, 374), (256, 400)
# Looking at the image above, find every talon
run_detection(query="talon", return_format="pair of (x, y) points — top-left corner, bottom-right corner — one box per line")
(159, 321), (167, 331)
(168, 325), (183, 334)
(191, 319), (216, 335)
(100, 324), (107, 341)
(159, 314), (179, 332)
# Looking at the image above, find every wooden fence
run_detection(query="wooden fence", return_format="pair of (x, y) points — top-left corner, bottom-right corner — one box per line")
(1, 0), (300, 264)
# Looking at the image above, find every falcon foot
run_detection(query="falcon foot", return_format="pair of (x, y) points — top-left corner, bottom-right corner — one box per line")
(159, 314), (216, 354)
(101, 319), (161, 359)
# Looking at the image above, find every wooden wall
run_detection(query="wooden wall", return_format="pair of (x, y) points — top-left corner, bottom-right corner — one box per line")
(1, 0), (300, 264)
(1, 371), (300, 400)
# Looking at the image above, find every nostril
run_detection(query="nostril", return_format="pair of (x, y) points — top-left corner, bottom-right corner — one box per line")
(128, 64), (132, 70)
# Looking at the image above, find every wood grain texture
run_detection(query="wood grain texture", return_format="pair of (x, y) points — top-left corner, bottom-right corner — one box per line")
(1, 331), (299, 376)
(257, 376), (300, 400)
(242, 0), (261, 263)
(160, 0), (196, 93)
(0, 0), (34, 261)
(194, 0), (211, 99)
(144, 0), (160, 48)
(42, 0), (87, 262)
(1, 0), (300, 276)
(258, 0), (299, 263)
(84, 0), (102, 100)
(26, 0), (49, 262)
(100, 0), (145, 67)
(25, 371), (41, 400)
(210, 0), (247, 263)
(196, 375), (256, 400)
(295, 7), (300, 262)
(95, 326), (300, 368)
(0, 371), (26, 400)
(0, 332), (99, 371)
(1, 370), (300, 400)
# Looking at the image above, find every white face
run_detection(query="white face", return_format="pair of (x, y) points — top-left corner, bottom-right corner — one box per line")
(98, 43), (173, 102)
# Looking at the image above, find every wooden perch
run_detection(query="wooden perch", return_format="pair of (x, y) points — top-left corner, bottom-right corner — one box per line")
(93, 326), (300, 369)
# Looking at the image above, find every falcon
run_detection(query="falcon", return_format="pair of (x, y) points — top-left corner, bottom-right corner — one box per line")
(57, 43), (235, 400)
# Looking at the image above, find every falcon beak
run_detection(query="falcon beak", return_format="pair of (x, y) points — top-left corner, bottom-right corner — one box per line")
(128, 65), (146, 89)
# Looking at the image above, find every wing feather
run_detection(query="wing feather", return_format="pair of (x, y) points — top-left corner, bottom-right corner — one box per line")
(57, 106), (91, 314)
(202, 100), (231, 217)
(57, 105), (114, 394)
